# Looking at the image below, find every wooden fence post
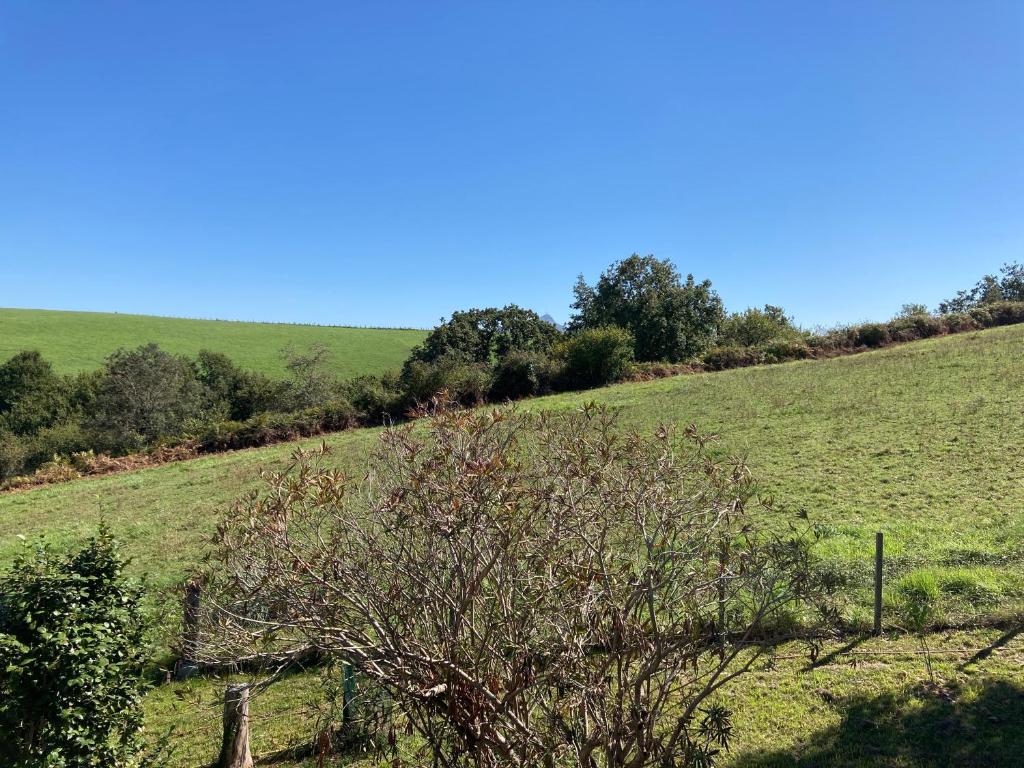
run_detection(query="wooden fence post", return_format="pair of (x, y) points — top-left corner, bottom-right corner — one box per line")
(874, 531), (884, 636)
(173, 578), (202, 681)
(219, 683), (254, 768)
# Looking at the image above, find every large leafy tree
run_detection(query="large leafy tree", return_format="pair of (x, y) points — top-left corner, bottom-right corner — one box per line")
(408, 305), (561, 366)
(570, 254), (725, 362)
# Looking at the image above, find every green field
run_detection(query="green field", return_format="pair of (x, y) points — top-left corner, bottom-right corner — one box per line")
(2, 324), (1023, 765)
(0, 307), (427, 379)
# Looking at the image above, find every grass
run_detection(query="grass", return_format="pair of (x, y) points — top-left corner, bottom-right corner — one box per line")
(0, 307), (427, 379)
(2, 323), (1023, 765)
(144, 629), (1024, 767)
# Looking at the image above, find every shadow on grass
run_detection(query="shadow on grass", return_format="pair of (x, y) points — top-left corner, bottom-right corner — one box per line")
(731, 679), (1024, 768)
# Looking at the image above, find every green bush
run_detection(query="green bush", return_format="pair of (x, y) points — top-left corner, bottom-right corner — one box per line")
(401, 358), (493, 408)
(489, 350), (554, 401)
(0, 528), (149, 766)
(196, 399), (358, 452)
(854, 323), (890, 348)
(0, 430), (28, 479)
(971, 300), (1024, 328)
(701, 345), (765, 371)
(557, 327), (635, 389)
(341, 371), (404, 424)
(762, 340), (812, 363)
(888, 314), (944, 342)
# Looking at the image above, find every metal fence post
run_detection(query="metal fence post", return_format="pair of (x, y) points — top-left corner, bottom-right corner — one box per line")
(874, 531), (884, 636)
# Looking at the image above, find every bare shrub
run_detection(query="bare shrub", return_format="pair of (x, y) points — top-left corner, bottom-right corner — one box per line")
(204, 401), (826, 768)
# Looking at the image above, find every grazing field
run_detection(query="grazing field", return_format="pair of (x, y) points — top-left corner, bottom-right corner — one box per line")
(2, 323), (1023, 765)
(0, 307), (427, 379)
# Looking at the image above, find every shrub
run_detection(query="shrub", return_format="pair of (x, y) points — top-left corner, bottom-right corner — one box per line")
(702, 345), (765, 371)
(972, 300), (1024, 328)
(762, 340), (812, 363)
(557, 326), (635, 389)
(401, 358), (493, 408)
(0, 430), (28, 479)
(854, 323), (890, 348)
(341, 371), (404, 424)
(488, 350), (553, 401)
(0, 528), (149, 766)
(719, 305), (801, 347)
(207, 404), (827, 768)
(888, 313), (945, 342)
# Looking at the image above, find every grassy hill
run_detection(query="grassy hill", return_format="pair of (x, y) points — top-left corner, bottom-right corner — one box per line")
(2, 324), (1023, 766)
(0, 308), (427, 379)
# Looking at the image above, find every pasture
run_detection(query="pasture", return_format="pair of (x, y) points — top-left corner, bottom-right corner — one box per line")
(1, 323), (1022, 765)
(0, 307), (427, 379)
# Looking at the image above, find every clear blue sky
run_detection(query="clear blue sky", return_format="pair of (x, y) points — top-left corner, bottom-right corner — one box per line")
(1, 2), (1021, 329)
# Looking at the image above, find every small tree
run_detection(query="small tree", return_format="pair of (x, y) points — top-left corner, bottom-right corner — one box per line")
(570, 255), (725, 362)
(408, 306), (561, 367)
(0, 351), (74, 436)
(281, 344), (337, 411)
(719, 305), (801, 347)
(0, 527), (149, 767)
(938, 262), (1024, 313)
(89, 344), (207, 451)
(205, 403), (825, 768)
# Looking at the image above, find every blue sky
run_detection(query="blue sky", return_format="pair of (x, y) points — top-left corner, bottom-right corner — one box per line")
(1, 2), (1021, 329)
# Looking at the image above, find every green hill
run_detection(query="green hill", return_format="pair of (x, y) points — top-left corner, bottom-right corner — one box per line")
(0, 308), (427, 379)
(2, 324), (1023, 766)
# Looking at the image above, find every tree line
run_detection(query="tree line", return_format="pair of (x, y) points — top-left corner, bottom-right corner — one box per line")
(2, 255), (1023, 483)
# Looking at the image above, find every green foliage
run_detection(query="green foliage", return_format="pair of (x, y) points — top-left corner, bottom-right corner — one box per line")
(557, 326), (635, 388)
(279, 344), (337, 411)
(938, 262), (1024, 313)
(408, 305), (560, 366)
(0, 351), (74, 435)
(340, 371), (405, 424)
(895, 571), (940, 632)
(719, 305), (801, 347)
(0, 527), (149, 767)
(570, 254), (724, 361)
(196, 349), (283, 420)
(400, 357), (492, 407)
(488, 350), (553, 401)
(88, 344), (208, 452)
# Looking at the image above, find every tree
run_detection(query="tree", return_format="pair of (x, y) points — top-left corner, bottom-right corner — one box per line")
(205, 403), (826, 768)
(197, 349), (283, 420)
(938, 262), (1024, 313)
(89, 343), (207, 451)
(570, 255), (724, 362)
(719, 305), (801, 347)
(0, 527), (149, 767)
(408, 305), (561, 367)
(0, 351), (73, 436)
(280, 344), (337, 411)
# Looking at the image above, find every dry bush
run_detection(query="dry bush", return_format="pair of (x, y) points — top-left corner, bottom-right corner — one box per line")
(203, 401), (827, 768)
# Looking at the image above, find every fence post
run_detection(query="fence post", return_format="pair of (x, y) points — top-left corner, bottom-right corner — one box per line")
(219, 683), (254, 768)
(342, 662), (357, 727)
(873, 531), (884, 636)
(174, 578), (202, 681)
